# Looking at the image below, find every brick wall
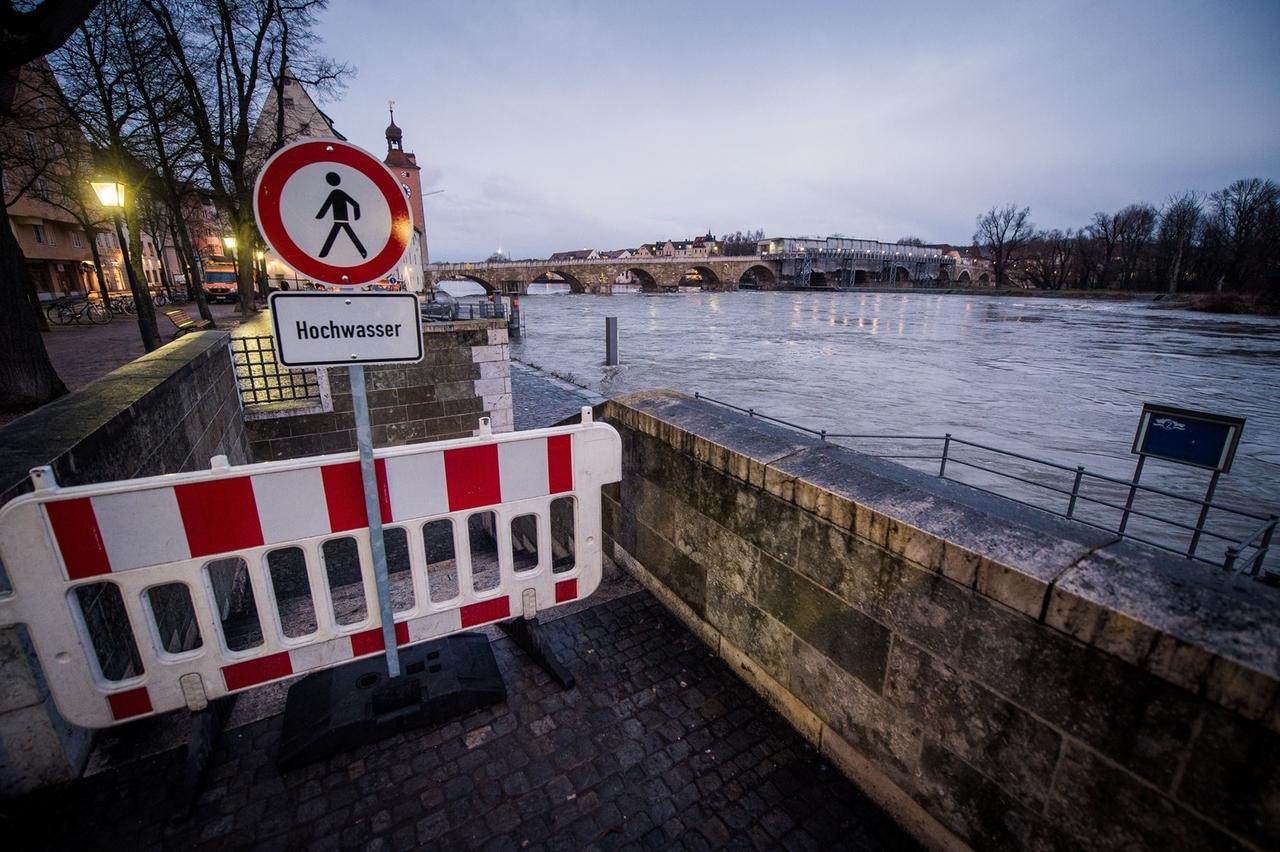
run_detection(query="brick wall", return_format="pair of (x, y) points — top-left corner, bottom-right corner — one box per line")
(0, 331), (250, 796)
(244, 320), (512, 461)
(600, 391), (1280, 851)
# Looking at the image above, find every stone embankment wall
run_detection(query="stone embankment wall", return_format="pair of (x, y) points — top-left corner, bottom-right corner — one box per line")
(0, 332), (250, 795)
(244, 320), (512, 461)
(600, 391), (1280, 851)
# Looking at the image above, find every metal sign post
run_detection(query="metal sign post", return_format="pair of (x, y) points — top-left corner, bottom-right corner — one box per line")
(349, 364), (399, 677)
(255, 138), (419, 678)
(1127, 403), (1247, 558)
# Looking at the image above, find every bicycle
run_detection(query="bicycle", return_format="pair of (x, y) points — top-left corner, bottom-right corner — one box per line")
(107, 295), (135, 315)
(152, 290), (170, 307)
(46, 297), (111, 326)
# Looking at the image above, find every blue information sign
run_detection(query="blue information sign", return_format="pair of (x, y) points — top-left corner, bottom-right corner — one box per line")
(1131, 404), (1245, 472)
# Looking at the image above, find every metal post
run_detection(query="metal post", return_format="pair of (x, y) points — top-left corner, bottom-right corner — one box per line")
(1186, 469), (1221, 559)
(605, 316), (618, 366)
(1252, 518), (1277, 577)
(348, 365), (400, 678)
(939, 434), (952, 478)
(1066, 466), (1085, 518)
(1118, 455), (1146, 536)
(509, 295), (522, 340)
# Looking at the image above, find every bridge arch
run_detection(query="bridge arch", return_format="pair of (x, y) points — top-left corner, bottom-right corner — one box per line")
(978, 272), (990, 285)
(530, 269), (585, 294)
(438, 273), (494, 293)
(854, 269), (868, 285)
(894, 266), (910, 283)
(737, 264), (776, 289)
(957, 270), (971, 284)
(624, 268), (658, 291)
(679, 265), (720, 289)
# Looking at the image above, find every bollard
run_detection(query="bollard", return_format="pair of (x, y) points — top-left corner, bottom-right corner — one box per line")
(509, 295), (522, 340)
(605, 316), (618, 366)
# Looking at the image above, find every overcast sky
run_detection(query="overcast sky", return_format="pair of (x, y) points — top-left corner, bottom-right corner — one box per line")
(313, 0), (1280, 262)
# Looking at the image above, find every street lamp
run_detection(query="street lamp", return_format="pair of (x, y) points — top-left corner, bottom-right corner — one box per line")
(223, 236), (237, 256)
(91, 177), (158, 350)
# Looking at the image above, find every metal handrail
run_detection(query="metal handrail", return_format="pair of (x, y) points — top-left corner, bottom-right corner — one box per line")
(1225, 517), (1280, 576)
(692, 391), (1276, 576)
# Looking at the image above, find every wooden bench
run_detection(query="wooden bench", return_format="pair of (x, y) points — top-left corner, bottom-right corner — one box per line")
(163, 309), (214, 339)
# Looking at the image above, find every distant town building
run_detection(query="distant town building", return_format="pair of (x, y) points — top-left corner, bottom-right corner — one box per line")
(548, 249), (596, 261)
(1, 61), (104, 300)
(250, 72), (346, 154)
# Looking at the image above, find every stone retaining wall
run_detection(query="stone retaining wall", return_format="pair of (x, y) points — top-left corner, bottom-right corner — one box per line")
(600, 391), (1280, 851)
(244, 320), (512, 461)
(0, 332), (250, 796)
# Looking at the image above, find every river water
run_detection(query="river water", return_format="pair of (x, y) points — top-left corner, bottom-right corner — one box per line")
(445, 283), (1280, 566)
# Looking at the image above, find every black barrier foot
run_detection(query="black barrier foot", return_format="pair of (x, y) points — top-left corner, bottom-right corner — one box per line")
(499, 617), (575, 689)
(171, 695), (237, 821)
(276, 633), (506, 772)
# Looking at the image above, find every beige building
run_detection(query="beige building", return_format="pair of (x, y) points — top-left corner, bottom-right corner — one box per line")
(1, 61), (103, 300)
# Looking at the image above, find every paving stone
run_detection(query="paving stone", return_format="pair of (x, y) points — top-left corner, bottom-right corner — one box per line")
(1, 590), (916, 851)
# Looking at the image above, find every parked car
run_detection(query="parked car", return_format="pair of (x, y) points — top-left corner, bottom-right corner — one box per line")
(420, 290), (457, 322)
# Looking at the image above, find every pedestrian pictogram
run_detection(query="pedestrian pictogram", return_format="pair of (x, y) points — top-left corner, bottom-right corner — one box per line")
(316, 172), (366, 259)
(254, 138), (413, 286)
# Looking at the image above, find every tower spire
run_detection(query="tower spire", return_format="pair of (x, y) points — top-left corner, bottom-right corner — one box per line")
(385, 98), (403, 152)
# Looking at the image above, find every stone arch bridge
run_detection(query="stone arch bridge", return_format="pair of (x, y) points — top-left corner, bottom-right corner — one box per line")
(426, 257), (781, 294)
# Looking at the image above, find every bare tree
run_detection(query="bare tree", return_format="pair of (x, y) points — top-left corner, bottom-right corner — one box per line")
(1203, 178), (1280, 290)
(1086, 210), (1123, 289)
(50, 0), (165, 350)
(0, 0), (100, 411)
(896, 236), (926, 246)
(143, 0), (348, 315)
(1023, 229), (1076, 291)
(1116, 203), (1157, 289)
(1157, 192), (1201, 293)
(718, 229), (765, 256)
(973, 204), (1033, 288)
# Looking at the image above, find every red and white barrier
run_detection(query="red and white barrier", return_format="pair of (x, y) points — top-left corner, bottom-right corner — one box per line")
(0, 410), (620, 728)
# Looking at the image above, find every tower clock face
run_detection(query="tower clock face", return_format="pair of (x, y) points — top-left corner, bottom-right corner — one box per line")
(401, 183), (412, 198)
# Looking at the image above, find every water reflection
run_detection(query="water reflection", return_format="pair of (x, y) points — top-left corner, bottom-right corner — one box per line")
(512, 290), (1280, 554)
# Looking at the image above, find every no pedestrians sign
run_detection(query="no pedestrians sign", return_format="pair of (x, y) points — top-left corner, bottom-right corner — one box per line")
(254, 138), (414, 286)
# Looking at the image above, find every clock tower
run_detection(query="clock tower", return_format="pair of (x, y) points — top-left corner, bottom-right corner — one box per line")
(383, 102), (430, 269)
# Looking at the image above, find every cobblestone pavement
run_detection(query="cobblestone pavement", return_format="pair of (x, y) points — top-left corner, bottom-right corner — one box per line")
(511, 361), (605, 430)
(3, 593), (918, 852)
(42, 302), (248, 391)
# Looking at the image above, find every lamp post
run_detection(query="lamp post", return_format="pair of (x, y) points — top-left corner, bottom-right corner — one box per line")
(254, 249), (269, 298)
(91, 179), (159, 351)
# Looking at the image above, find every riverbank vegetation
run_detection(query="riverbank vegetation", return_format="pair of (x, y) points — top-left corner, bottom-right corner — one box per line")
(976, 179), (1279, 302)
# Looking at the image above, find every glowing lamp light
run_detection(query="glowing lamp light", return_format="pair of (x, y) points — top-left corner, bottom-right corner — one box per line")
(90, 180), (125, 209)
(254, 250), (265, 261)
(223, 236), (237, 251)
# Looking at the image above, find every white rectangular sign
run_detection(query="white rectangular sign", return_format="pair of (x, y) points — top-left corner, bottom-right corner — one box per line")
(269, 291), (424, 367)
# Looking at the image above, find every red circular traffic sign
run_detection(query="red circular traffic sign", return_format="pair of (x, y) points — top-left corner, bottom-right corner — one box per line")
(254, 138), (413, 286)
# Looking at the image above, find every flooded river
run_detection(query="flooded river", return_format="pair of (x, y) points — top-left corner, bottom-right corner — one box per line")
(449, 285), (1280, 566)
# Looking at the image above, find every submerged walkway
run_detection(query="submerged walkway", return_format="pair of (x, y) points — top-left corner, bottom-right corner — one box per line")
(1, 363), (916, 851)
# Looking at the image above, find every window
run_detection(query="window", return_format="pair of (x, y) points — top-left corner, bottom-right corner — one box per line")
(24, 131), (38, 155)
(32, 224), (46, 245)
(35, 177), (49, 201)
(283, 97), (295, 108)
(72, 231), (82, 248)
